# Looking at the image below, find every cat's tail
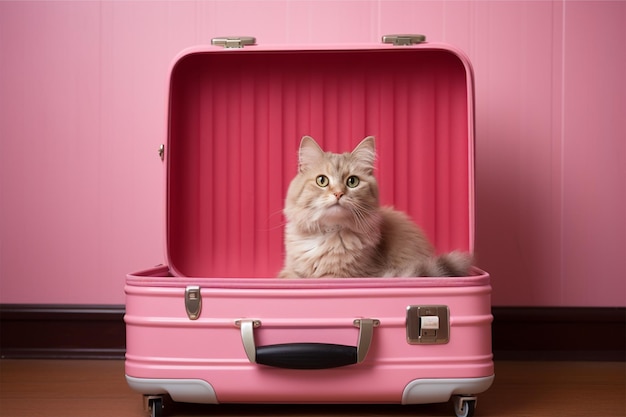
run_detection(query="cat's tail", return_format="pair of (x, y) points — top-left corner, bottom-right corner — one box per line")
(423, 251), (473, 277)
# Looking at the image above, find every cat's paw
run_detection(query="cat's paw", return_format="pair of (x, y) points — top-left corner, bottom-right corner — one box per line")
(277, 269), (301, 279)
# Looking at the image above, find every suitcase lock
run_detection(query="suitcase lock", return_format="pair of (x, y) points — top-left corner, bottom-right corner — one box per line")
(406, 305), (449, 344)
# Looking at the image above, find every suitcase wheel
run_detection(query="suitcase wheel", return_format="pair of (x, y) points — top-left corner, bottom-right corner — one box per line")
(144, 395), (163, 417)
(453, 395), (477, 417)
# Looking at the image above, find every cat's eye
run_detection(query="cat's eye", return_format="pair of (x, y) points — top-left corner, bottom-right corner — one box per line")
(316, 175), (329, 187)
(346, 176), (360, 188)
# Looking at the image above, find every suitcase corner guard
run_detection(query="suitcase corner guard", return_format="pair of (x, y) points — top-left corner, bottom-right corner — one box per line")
(126, 376), (218, 405)
(235, 318), (380, 370)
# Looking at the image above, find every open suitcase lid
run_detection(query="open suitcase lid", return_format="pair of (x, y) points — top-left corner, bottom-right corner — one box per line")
(164, 37), (475, 278)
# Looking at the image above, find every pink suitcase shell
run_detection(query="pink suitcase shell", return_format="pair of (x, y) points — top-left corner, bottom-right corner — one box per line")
(125, 36), (494, 417)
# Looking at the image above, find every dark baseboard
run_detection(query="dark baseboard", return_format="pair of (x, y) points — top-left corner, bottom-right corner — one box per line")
(0, 304), (125, 359)
(1, 304), (624, 361)
(491, 306), (625, 361)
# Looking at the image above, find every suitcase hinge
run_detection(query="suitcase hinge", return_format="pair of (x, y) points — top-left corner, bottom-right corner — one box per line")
(382, 34), (426, 46)
(185, 286), (202, 320)
(211, 36), (256, 49)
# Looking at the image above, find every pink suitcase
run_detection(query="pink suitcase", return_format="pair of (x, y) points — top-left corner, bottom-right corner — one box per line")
(125, 35), (494, 417)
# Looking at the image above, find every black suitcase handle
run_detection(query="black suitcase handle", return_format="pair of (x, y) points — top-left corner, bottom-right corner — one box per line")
(235, 318), (379, 370)
(256, 343), (357, 369)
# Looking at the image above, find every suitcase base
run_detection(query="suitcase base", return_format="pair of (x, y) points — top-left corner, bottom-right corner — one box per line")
(125, 267), (494, 413)
(126, 374), (494, 405)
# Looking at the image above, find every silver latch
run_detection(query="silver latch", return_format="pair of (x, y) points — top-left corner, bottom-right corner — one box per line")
(211, 36), (256, 49)
(185, 286), (202, 320)
(406, 305), (449, 344)
(382, 34), (426, 46)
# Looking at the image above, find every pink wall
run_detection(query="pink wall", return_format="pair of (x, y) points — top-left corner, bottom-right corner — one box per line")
(0, 1), (624, 306)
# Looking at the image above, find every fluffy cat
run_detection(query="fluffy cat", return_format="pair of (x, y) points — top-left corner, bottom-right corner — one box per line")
(278, 136), (472, 278)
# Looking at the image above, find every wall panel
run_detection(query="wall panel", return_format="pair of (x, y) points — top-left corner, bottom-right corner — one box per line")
(0, 1), (624, 306)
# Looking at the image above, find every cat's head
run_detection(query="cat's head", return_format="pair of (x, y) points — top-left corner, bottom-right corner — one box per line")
(284, 136), (380, 233)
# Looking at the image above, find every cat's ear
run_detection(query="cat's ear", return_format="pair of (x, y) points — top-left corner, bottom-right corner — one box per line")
(351, 136), (376, 173)
(299, 136), (325, 173)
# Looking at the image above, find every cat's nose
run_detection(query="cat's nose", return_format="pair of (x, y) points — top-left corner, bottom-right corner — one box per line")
(334, 191), (344, 200)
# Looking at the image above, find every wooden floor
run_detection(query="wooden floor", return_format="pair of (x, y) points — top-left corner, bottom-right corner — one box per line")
(0, 360), (624, 417)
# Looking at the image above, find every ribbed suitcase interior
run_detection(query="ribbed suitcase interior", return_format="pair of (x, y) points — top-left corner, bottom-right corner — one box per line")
(167, 47), (472, 278)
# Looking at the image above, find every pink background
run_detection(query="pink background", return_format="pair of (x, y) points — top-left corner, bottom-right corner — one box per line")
(0, 1), (624, 306)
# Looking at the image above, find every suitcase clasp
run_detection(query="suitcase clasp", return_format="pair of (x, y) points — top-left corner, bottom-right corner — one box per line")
(184, 286), (202, 320)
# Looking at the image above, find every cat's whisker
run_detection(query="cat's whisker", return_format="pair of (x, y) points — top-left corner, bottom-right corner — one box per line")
(347, 201), (379, 236)
(262, 222), (288, 232)
(268, 208), (285, 219)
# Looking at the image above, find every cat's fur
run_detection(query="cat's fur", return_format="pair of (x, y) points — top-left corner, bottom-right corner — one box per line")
(278, 136), (472, 278)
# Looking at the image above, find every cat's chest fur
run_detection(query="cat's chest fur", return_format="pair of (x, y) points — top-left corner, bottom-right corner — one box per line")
(287, 226), (378, 278)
